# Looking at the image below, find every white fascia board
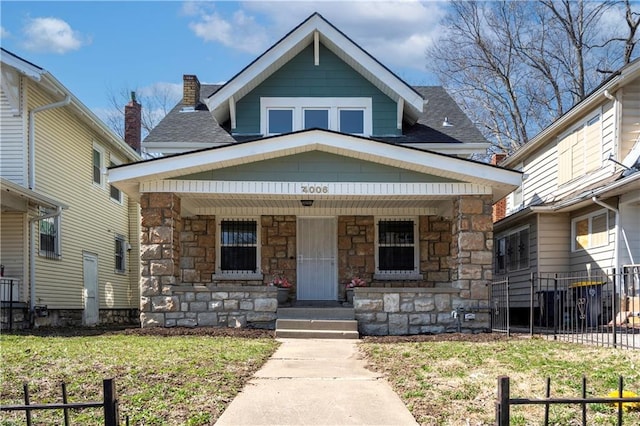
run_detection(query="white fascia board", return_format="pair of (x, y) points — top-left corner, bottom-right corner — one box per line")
(110, 130), (521, 191)
(401, 143), (491, 156)
(205, 15), (422, 118)
(1, 50), (43, 81)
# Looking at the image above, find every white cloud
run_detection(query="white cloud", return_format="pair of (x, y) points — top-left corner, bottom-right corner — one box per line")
(22, 17), (89, 54)
(1, 26), (10, 39)
(185, 1), (446, 72)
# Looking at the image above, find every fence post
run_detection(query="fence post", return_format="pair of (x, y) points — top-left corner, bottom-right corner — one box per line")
(103, 379), (118, 426)
(612, 268), (617, 348)
(496, 376), (510, 426)
(529, 272), (535, 336)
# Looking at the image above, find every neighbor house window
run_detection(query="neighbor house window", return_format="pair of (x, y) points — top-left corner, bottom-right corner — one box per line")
(260, 97), (372, 136)
(495, 226), (529, 272)
(92, 144), (105, 186)
(109, 160), (122, 203)
(376, 219), (418, 274)
(219, 219), (259, 273)
(39, 207), (61, 259)
(572, 210), (608, 251)
(115, 235), (126, 273)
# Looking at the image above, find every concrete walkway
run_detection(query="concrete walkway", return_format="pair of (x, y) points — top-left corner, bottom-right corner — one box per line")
(215, 339), (418, 425)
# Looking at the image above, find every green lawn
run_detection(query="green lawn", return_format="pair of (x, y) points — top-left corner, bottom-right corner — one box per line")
(360, 335), (640, 425)
(1, 331), (278, 425)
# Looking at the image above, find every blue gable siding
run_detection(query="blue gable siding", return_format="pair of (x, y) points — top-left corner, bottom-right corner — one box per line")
(177, 152), (456, 183)
(235, 43), (399, 136)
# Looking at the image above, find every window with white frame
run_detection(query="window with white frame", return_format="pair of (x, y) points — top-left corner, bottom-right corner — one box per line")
(39, 207), (61, 259)
(557, 113), (601, 184)
(92, 144), (105, 186)
(109, 159), (122, 203)
(572, 210), (608, 251)
(261, 97), (372, 136)
(217, 219), (260, 275)
(115, 235), (126, 273)
(376, 218), (419, 275)
(495, 226), (529, 273)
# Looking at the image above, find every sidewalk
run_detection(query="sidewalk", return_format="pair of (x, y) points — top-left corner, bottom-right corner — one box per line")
(215, 338), (418, 425)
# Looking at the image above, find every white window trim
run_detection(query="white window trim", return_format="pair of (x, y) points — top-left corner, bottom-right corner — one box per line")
(260, 97), (372, 136)
(374, 217), (422, 280)
(214, 217), (263, 280)
(115, 234), (127, 274)
(109, 156), (123, 204)
(495, 225), (530, 273)
(571, 209), (609, 252)
(92, 142), (106, 188)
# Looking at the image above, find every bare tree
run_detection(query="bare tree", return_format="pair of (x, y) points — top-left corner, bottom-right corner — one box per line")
(428, 0), (639, 153)
(104, 83), (180, 140)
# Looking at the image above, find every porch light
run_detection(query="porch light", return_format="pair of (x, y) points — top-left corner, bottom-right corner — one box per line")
(300, 200), (314, 207)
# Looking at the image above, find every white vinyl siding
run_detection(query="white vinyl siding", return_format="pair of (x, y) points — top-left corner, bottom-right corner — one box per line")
(28, 82), (136, 310)
(0, 73), (26, 185)
(537, 213), (571, 274)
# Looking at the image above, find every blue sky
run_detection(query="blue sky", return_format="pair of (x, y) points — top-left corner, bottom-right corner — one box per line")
(1, 1), (446, 125)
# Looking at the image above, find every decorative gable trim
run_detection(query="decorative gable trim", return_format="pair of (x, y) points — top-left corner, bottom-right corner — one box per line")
(206, 13), (423, 126)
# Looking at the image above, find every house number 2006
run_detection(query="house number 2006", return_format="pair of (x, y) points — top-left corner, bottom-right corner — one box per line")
(301, 185), (329, 194)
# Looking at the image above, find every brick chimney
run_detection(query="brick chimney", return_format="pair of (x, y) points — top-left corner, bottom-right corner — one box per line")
(491, 153), (507, 223)
(183, 74), (201, 108)
(124, 91), (141, 153)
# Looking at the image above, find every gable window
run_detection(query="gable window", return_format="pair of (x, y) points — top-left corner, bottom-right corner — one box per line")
(268, 109), (293, 134)
(109, 159), (122, 203)
(572, 210), (608, 251)
(115, 235), (126, 273)
(303, 109), (329, 130)
(92, 144), (105, 186)
(339, 109), (364, 134)
(39, 207), (61, 259)
(218, 219), (259, 274)
(260, 97), (372, 136)
(376, 218), (419, 276)
(495, 227), (529, 273)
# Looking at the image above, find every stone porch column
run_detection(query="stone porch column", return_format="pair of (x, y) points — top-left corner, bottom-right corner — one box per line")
(139, 193), (182, 327)
(451, 195), (493, 305)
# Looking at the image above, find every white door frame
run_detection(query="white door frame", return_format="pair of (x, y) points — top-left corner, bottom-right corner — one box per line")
(82, 251), (99, 326)
(296, 216), (337, 300)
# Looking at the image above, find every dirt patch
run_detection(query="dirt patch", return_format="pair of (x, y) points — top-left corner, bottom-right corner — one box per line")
(9, 325), (276, 339)
(361, 331), (510, 344)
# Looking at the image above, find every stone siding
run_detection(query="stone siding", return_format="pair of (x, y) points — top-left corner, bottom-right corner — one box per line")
(353, 287), (489, 335)
(261, 215), (297, 294)
(181, 216), (216, 284)
(141, 285), (278, 328)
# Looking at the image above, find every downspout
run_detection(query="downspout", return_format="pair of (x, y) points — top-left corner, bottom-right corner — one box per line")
(28, 95), (71, 315)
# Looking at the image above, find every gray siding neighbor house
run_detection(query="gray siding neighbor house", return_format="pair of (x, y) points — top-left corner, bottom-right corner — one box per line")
(109, 13), (521, 335)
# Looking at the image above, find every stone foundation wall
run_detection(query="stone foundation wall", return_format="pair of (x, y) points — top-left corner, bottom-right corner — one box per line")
(141, 285), (278, 328)
(353, 287), (490, 335)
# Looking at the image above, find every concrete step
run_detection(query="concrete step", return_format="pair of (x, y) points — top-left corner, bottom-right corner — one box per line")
(275, 319), (359, 339)
(277, 307), (355, 320)
(275, 328), (360, 339)
(276, 319), (358, 331)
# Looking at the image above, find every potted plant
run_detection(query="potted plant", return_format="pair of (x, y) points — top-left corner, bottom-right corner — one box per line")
(345, 276), (366, 304)
(268, 272), (292, 305)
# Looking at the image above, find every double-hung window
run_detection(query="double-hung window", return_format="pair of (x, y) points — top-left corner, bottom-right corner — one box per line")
(115, 235), (126, 273)
(39, 207), (61, 259)
(375, 218), (419, 277)
(109, 159), (123, 203)
(217, 219), (260, 277)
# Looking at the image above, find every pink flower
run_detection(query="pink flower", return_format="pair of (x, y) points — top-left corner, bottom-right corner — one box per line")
(346, 277), (366, 288)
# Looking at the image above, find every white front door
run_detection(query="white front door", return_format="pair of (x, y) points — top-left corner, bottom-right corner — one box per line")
(83, 252), (99, 326)
(297, 217), (337, 300)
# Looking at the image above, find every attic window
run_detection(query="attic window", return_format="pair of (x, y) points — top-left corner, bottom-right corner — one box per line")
(261, 97), (372, 136)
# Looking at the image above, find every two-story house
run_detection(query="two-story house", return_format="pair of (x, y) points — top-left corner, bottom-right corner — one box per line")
(0, 48), (142, 328)
(109, 13), (521, 335)
(494, 59), (640, 326)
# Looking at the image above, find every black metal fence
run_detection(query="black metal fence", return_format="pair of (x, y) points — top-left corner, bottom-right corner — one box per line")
(491, 265), (640, 348)
(496, 375), (640, 425)
(0, 379), (120, 425)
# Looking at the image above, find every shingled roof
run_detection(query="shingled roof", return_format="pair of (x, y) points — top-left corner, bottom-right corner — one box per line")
(144, 84), (487, 147)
